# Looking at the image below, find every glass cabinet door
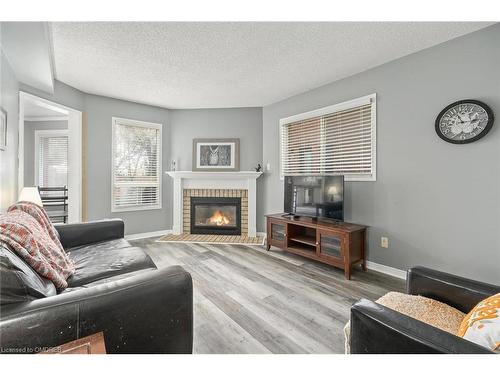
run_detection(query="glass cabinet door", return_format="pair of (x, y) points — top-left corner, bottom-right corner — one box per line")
(271, 222), (286, 243)
(318, 231), (343, 260)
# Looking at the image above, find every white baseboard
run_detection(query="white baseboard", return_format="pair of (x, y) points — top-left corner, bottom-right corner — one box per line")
(260, 231), (405, 280)
(125, 229), (172, 240)
(366, 261), (406, 280)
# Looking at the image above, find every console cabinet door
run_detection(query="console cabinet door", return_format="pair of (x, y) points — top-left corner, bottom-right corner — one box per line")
(268, 219), (286, 248)
(317, 229), (345, 264)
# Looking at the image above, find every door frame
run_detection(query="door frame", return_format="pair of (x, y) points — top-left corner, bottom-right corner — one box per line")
(18, 91), (83, 223)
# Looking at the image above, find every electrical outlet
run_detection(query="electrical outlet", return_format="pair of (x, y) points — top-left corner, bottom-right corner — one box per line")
(266, 163), (271, 171)
(381, 237), (389, 248)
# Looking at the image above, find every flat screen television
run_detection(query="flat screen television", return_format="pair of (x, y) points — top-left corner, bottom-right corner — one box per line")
(284, 175), (344, 221)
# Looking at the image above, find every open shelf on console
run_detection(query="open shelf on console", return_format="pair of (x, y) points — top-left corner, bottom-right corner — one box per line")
(287, 223), (317, 254)
(287, 224), (315, 238)
(288, 234), (316, 247)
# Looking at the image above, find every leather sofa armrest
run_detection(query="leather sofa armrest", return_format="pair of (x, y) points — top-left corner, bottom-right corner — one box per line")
(406, 266), (500, 313)
(350, 299), (492, 354)
(55, 219), (125, 249)
(0, 266), (193, 354)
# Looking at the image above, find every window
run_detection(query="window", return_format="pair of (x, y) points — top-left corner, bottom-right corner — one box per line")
(280, 94), (376, 181)
(35, 130), (69, 188)
(112, 117), (162, 212)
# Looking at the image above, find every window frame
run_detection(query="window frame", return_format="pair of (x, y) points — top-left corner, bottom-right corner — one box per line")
(34, 129), (69, 188)
(111, 116), (163, 213)
(279, 93), (376, 182)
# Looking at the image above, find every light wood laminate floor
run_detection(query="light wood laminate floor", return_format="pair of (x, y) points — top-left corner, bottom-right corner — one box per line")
(131, 238), (405, 354)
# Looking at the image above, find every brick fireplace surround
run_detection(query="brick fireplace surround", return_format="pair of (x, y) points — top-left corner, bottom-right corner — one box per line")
(166, 171), (263, 237)
(183, 189), (248, 235)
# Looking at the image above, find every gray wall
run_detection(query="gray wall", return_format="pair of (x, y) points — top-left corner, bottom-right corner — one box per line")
(0, 51), (20, 212)
(23, 120), (68, 187)
(170, 108), (263, 171)
(83, 104), (263, 235)
(169, 108), (264, 236)
(10, 87), (264, 235)
(261, 24), (500, 284)
(19, 83), (172, 235)
(84, 94), (171, 235)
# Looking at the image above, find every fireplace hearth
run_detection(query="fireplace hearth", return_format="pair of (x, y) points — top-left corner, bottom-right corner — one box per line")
(190, 197), (241, 235)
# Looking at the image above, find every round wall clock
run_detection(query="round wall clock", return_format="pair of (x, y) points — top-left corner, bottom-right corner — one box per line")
(435, 100), (494, 144)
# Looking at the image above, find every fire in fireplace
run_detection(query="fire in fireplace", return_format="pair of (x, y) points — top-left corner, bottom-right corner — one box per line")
(190, 197), (241, 235)
(205, 209), (232, 226)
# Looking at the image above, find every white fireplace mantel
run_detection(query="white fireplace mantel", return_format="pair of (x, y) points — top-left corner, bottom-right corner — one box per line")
(166, 171), (263, 236)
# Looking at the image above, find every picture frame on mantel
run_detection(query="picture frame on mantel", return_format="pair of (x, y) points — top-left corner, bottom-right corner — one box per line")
(192, 138), (240, 171)
(0, 107), (7, 151)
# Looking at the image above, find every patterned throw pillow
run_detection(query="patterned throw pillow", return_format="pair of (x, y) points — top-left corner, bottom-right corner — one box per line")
(458, 293), (500, 353)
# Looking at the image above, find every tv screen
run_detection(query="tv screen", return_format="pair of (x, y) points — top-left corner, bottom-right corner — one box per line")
(284, 176), (344, 220)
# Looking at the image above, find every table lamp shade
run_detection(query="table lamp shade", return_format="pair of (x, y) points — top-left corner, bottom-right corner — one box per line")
(18, 187), (43, 207)
(328, 186), (339, 195)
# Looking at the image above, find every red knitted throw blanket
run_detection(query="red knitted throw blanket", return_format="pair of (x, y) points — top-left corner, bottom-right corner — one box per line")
(0, 201), (75, 290)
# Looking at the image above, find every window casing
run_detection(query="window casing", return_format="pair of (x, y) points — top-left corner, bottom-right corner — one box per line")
(111, 117), (162, 212)
(280, 94), (376, 181)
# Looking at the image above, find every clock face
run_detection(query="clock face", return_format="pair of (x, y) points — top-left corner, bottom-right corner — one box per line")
(435, 100), (494, 144)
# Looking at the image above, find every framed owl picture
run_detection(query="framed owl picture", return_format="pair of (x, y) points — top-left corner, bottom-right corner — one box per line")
(192, 138), (240, 171)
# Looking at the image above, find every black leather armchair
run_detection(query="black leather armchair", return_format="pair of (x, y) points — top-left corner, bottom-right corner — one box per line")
(350, 266), (499, 354)
(0, 219), (193, 354)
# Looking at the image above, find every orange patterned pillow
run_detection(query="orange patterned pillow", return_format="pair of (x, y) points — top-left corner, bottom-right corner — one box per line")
(459, 293), (500, 353)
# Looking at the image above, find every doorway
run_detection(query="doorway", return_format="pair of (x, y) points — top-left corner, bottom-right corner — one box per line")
(18, 91), (82, 223)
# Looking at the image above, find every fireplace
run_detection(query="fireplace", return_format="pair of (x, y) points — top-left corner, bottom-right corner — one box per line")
(190, 197), (241, 235)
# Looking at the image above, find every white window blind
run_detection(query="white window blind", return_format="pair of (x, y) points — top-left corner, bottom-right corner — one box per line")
(112, 117), (162, 211)
(280, 94), (376, 181)
(37, 132), (68, 187)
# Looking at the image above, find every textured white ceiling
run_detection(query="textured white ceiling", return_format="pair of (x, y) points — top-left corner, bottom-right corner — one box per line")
(51, 22), (493, 109)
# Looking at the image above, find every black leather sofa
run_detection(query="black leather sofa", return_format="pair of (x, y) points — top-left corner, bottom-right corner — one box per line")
(0, 219), (193, 354)
(350, 266), (499, 354)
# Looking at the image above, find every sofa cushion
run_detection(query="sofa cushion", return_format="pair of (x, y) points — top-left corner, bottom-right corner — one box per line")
(67, 238), (133, 253)
(1, 244), (56, 304)
(376, 291), (465, 335)
(66, 243), (156, 288)
(61, 269), (156, 293)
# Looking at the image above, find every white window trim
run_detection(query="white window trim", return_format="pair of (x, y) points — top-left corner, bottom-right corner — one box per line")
(34, 129), (69, 188)
(111, 117), (163, 213)
(279, 93), (376, 182)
